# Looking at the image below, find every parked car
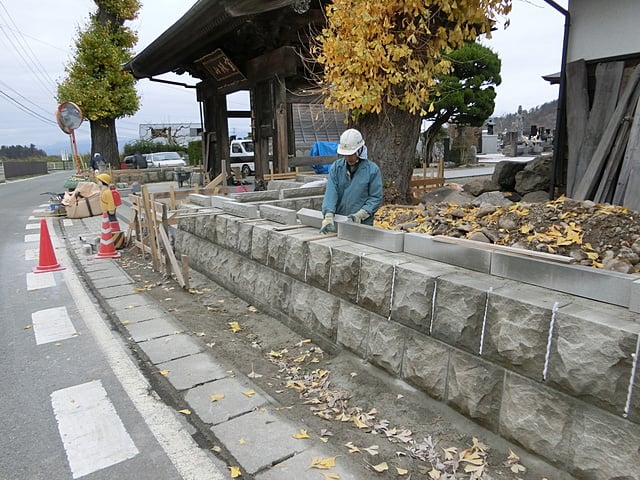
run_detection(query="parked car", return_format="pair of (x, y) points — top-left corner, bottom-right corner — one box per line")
(145, 151), (186, 168)
(230, 139), (255, 176)
(121, 155), (135, 169)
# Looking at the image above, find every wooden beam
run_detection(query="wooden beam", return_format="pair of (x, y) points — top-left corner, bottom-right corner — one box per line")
(615, 94), (640, 205)
(565, 59), (589, 196)
(246, 46), (298, 84)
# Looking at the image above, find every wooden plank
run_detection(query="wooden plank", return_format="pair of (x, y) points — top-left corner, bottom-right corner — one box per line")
(142, 186), (160, 271)
(593, 109), (632, 203)
(181, 255), (190, 290)
(157, 224), (186, 288)
(432, 235), (573, 264)
(301, 233), (337, 242)
(573, 65), (640, 200)
(565, 59), (589, 196)
(615, 93), (640, 205)
(574, 61), (625, 192)
(273, 224), (306, 232)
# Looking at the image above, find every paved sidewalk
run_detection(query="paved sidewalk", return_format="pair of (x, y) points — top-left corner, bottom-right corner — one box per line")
(61, 215), (359, 479)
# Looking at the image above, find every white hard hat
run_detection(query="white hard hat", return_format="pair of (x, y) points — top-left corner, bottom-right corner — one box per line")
(337, 129), (365, 156)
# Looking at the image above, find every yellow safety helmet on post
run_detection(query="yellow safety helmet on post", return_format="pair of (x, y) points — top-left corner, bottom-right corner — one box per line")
(337, 129), (365, 156)
(95, 173), (112, 185)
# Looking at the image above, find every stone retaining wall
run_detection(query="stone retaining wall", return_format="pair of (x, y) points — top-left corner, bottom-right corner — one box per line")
(173, 209), (640, 480)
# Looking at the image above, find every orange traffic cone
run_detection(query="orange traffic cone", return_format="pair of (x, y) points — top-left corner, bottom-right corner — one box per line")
(96, 212), (120, 259)
(33, 219), (65, 273)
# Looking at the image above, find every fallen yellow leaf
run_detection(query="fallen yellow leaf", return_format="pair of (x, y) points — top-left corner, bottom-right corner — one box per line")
(242, 390), (255, 398)
(210, 394), (225, 402)
(309, 456), (336, 470)
(178, 409), (191, 415)
(211, 445), (222, 452)
(158, 370), (169, 376)
(428, 468), (441, 479)
(396, 466), (409, 475)
(371, 461), (388, 473)
(228, 321), (242, 333)
(345, 441), (360, 453)
(292, 429), (311, 439)
(238, 438), (246, 444)
(121, 320), (130, 325)
(228, 465), (242, 478)
(322, 474), (340, 480)
(247, 305), (258, 312)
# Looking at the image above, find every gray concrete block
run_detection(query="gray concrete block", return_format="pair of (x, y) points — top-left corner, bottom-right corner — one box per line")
(329, 243), (380, 303)
(185, 377), (268, 425)
(256, 446), (359, 480)
(211, 409), (310, 474)
(337, 221), (405, 252)
(194, 214), (219, 243)
(548, 299), (639, 416)
(138, 333), (203, 364)
(126, 317), (183, 342)
(337, 301), (373, 357)
(290, 282), (340, 340)
(401, 332), (449, 401)
(358, 253), (408, 316)
(91, 275), (134, 289)
(296, 208), (348, 229)
(259, 204), (298, 225)
(237, 221), (254, 257)
(229, 190), (279, 202)
(222, 201), (259, 219)
(280, 185), (326, 199)
(251, 223), (274, 265)
(367, 316), (408, 375)
(404, 233), (491, 273)
(629, 278), (640, 313)
(491, 250), (633, 309)
(447, 350), (504, 431)
(211, 195), (231, 208)
(158, 352), (229, 391)
(188, 193), (212, 207)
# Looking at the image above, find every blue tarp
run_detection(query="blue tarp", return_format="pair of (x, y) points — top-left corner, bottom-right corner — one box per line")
(310, 141), (338, 174)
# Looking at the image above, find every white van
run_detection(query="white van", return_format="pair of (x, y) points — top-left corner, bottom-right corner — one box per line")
(230, 139), (255, 176)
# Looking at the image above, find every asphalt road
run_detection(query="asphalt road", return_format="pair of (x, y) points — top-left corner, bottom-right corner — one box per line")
(0, 171), (223, 480)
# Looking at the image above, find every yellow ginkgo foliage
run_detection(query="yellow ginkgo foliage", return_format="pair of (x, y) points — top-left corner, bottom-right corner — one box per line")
(316, 0), (512, 117)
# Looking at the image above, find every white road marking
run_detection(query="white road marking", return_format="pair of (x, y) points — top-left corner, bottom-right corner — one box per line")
(26, 271), (56, 291)
(32, 306), (77, 345)
(25, 233), (40, 242)
(26, 223), (40, 230)
(63, 219), (73, 227)
(51, 380), (139, 479)
(28, 215), (38, 221)
(53, 222), (225, 479)
(33, 208), (47, 214)
(25, 248), (39, 261)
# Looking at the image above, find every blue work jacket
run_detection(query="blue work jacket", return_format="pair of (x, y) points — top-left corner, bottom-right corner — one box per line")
(321, 157), (383, 225)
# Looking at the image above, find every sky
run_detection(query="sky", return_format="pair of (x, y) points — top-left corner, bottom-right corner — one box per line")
(0, 0), (567, 155)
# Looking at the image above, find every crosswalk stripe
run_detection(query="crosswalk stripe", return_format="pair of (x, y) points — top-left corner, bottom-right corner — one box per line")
(26, 271), (56, 291)
(51, 380), (139, 479)
(25, 233), (39, 242)
(26, 223), (40, 230)
(25, 248), (39, 261)
(63, 219), (73, 227)
(32, 306), (77, 345)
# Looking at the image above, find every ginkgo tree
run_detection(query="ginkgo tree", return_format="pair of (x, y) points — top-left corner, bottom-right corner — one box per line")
(57, 0), (140, 167)
(315, 0), (512, 203)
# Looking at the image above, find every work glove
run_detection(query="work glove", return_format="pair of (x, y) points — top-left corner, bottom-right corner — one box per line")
(319, 212), (336, 234)
(348, 209), (369, 224)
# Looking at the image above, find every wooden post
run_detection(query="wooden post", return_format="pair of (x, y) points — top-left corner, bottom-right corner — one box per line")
(141, 186), (160, 271)
(169, 185), (176, 210)
(181, 255), (190, 290)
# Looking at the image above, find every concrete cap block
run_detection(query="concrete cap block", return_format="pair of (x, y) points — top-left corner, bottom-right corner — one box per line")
(222, 200), (259, 219)
(404, 232), (491, 273)
(230, 190), (279, 202)
(337, 221), (404, 252)
(259, 204), (298, 225)
(280, 185), (326, 199)
(296, 208), (348, 228)
(187, 193), (212, 207)
(211, 195), (231, 208)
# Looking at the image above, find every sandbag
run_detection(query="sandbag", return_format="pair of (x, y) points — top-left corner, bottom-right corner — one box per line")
(62, 181), (102, 219)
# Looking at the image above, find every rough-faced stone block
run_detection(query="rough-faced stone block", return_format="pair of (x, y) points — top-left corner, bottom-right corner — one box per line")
(237, 221), (254, 256)
(483, 284), (573, 380)
(290, 282), (340, 340)
(305, 239), (350, 291)
(229, 190), (279, 202)
(176, 215), (196, 236)
(280, 185), (326, 199)
(432, 271), (507, 354)
(446, 351), (504, 431)
(224, 216), (242, 251)
(251, 223), (272, 265)
(401, 332), (449, 400)
(187, 193), (212, 207)
(330, 243), (379, 303)
(548, 299), (640, 416)
(267, 229), (288, 272)
(282, 232), (310, 281)
(358, 253), (407, 317)
(367, 317), (408, 375)
(193, 214), (218, 244)
(568, 404), (640, 480)
(215, 214), (228, 247)
(499, 373), (573, 466)
(337, 301), (372, 357)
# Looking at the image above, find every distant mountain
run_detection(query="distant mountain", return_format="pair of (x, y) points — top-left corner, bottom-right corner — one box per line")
(491, 100), (558, 136)
(42, 138), (91, 156)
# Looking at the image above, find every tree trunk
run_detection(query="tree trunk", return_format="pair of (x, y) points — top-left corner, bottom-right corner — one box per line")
(355, 106), (422, 204)
(90, 118), (120, 169)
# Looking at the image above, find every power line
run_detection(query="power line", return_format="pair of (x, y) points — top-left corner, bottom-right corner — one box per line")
(0, 88), (57, 126)
(0, 79), (53, 117)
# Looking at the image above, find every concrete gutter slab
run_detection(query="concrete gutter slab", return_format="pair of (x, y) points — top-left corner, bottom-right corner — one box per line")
(222, 201), (259, 219)
(106, 293), (152, 311)
(113, 304), (165, 324)
(185, 377), (268, 425)
(256, 446), (359, 480)
(211, 409), (311, 474)
(92, 276), (134, 289)
(404, 233), (491, 273)
(338, 221), (404, 252)
(138, 333), (203, 364)
(99, 284), (137, 299)
(259, 204), (297, 225)
(125, 317), (183, 342)
(188, 193), (212, 207)
(158, 352), (229, 391)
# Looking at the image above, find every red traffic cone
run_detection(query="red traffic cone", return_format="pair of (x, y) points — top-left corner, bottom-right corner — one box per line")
(33, 219), (65, 273)
(96, 212), (120, 259)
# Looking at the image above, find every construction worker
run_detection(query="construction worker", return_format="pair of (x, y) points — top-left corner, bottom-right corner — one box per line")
(320, 128), (383, 234)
